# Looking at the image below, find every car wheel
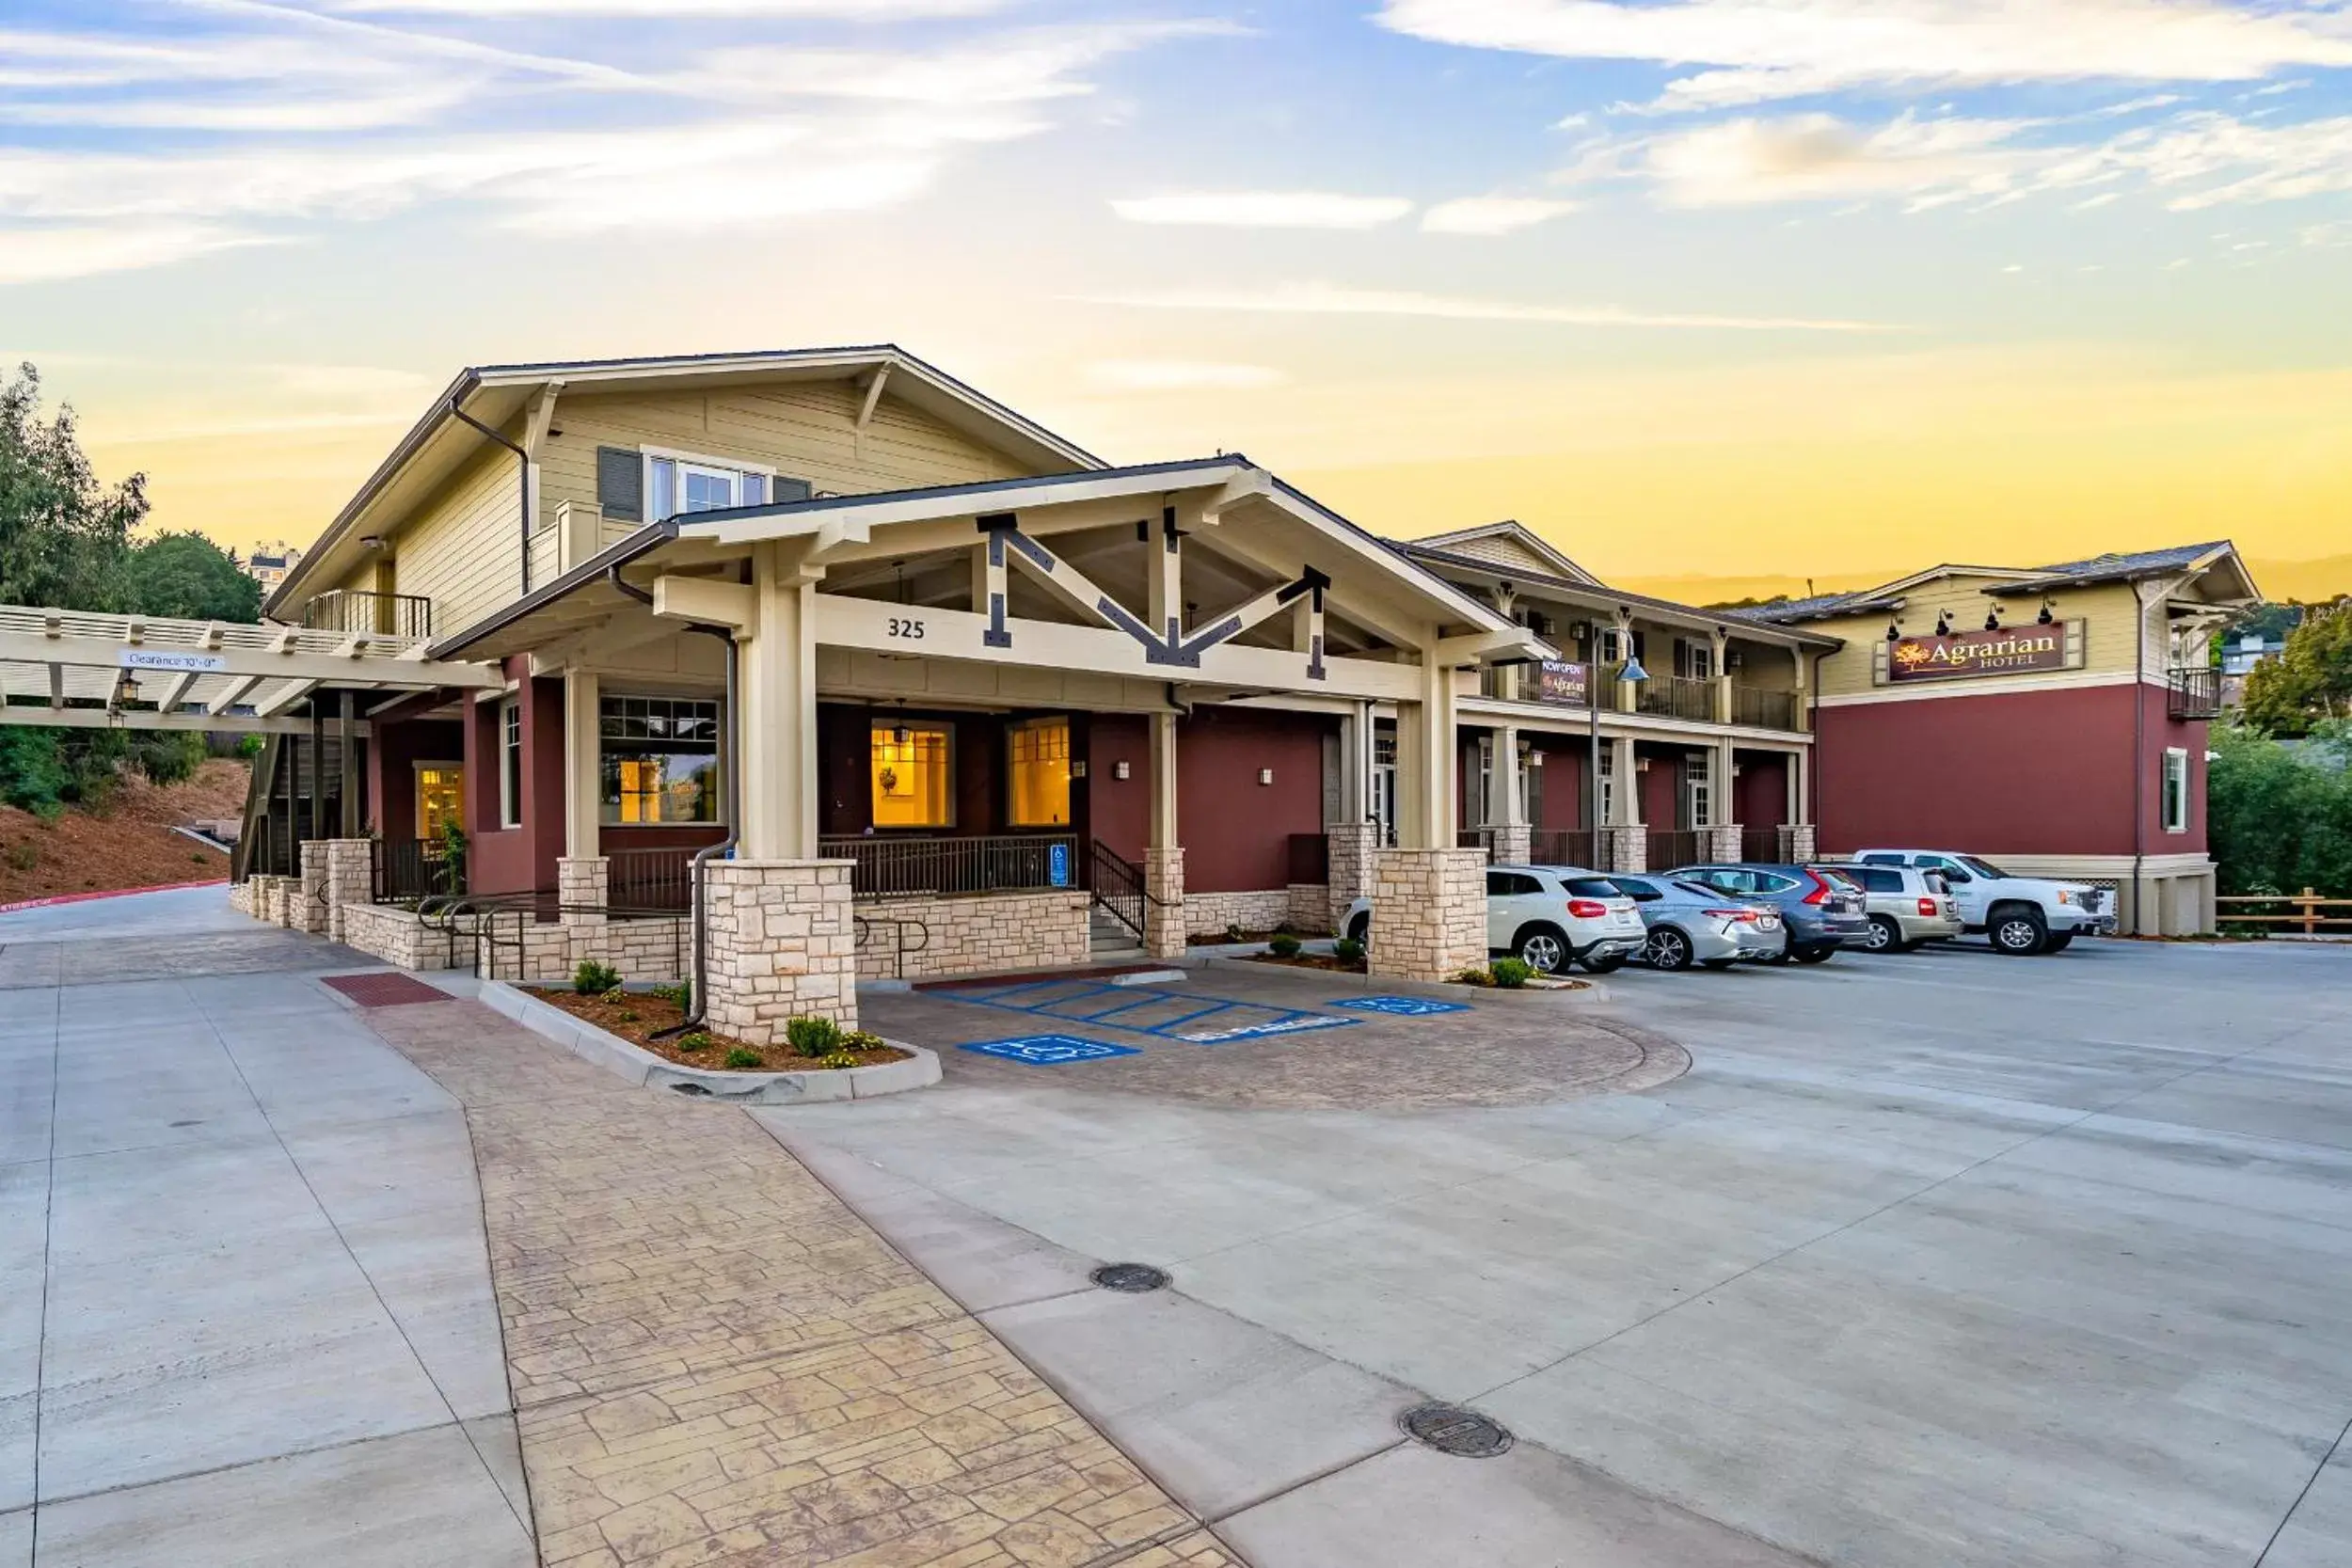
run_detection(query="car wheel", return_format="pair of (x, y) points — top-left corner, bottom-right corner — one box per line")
(1863, 914), (1902, 953)
(1645, 927), (1695, 972)
(1581, 953), (1627, 974)
(1346, 912), (1370, 945)
(1990, 911), (2047, 956)
(1514, 924), (1570, 974)
(1793, 945), (1835, 964)
(2043, 930), (2074, 952)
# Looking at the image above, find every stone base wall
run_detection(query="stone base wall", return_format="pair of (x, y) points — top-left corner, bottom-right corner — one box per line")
(1369, 847), (1487, 981)
(704, 860), (858, 1044)
(559, 856), (609, 926)
(1489, 825), (1533, 866)
(854, 891), (1089, 980)
(324, 841), (372, 942)
(1705, 823), (1746, 864)
(1287, 882), (1331, 934)
(338, 902), (465, 972)
(1784, 823), (1819, 862)
(1326, 823), (1377, 932)
(228, 879), (252, 916)
(479, 916), (692, 985)
(1185, 888), (1294, 939)
(296, 846), (329, 935)
(1143, 847), (1185, 961)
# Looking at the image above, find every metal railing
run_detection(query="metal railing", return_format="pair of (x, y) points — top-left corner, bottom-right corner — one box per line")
(1646, 829), (1704, 871)
(1637, 674), (1717, 724)
(1731, 684), (1800, 731)
(1740, 825), (1799, 864)
(373, 837), (462, 905)
(1456, 827), (1495, 855)
(1287, 832), (1329, 885)
(302, 589), (433, 641)
(2169, 665), (2223, 721)
(608, 847), (696, 913)
(820, 832), (1080, 899)
(1530, 828), (1605, 870)
(1088, 840), (1158, 942)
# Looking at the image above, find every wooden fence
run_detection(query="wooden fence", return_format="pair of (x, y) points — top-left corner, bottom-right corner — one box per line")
(2215, 888), (2352, 935)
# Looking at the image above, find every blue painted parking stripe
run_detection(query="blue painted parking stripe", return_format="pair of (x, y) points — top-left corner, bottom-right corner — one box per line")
(938, 978), (1357, 1043)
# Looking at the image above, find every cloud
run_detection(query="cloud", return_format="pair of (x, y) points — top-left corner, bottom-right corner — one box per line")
(1110, 192), (1417, 229)
(1080, 280), (1898, 331)
(1420, 196), (1579, 233)
(0, 223), (275, 286)
(1085, 359), (1288, 391)
(1375, 0), (2352, 111)
(319, 0), (1002, 12)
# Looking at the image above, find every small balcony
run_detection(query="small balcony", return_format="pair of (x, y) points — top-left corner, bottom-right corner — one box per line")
(1731, 683), (1801, 731)
(2168, 665), (2222, 721)
(1636, 674), (1716, 724)
(302, 589), (433, 641)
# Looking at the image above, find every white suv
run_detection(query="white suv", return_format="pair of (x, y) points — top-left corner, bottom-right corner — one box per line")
(1339, 864), (1648, 974)
(1851, 850), (2117, 956)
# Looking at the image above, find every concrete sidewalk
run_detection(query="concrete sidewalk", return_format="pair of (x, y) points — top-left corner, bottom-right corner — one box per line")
(2, 898), (529, 1567)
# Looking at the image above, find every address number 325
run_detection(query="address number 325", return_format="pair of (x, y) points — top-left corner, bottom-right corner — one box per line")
(886, 617), (926, 641)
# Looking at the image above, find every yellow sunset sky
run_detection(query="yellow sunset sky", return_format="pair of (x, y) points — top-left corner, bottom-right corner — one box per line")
(8, 1), (2351, 607)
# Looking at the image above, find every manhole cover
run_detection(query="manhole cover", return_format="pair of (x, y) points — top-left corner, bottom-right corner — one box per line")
(1090, 1262), (1169, 1293)
(1400, 1403), (1513, 1458)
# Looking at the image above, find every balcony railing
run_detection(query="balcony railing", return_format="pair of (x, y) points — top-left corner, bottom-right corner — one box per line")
(608, 847), (697, 914)
(1637, 674), (1717, 724)
(820, 833), (1080, 899)
(373, 837), (462, 905)
(1740, 825), (1798, 864)
(1731, 683), (1800, 731)
(1646, 829), (1704, 871)
(2168, 665), (2223, 721)
(303, 589), (433, 641)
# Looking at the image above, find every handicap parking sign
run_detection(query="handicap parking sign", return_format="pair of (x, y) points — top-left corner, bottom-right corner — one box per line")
(1049, 842), (1070, 887)
(1328, 995), (1470, 1017)
(959, 1033), (1138, 1065)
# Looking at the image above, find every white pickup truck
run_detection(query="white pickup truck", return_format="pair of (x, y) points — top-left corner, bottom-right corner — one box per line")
(1851, 850), (2117, 956)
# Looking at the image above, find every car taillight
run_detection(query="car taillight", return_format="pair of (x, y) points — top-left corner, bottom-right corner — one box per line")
(1566, 899), (1608, 919)
(1917, 897), (1938, 916)
(1703, 908), (1756, 923)
(1801, 873), (1831, 906)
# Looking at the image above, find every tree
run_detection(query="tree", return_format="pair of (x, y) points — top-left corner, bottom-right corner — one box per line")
(0, 363), (144, 611)
(117, 532), (262, 623)
(2242, 599), (2352, 736)
(2206, 721), (2352, 898)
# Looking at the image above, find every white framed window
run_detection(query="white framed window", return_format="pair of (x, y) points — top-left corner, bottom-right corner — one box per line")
(600, 695), (722, 825)
(1682, 750), (1711, 830)
(499, 698), (523, 829)
(644, 448), (775, 522)
(1597, 744), (1616, 826)
(2161, 748), (2189, 834)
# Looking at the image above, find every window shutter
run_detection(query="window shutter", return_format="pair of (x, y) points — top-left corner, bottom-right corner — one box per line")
(772, 475), (814, 504)
(596, 447), (643, 522)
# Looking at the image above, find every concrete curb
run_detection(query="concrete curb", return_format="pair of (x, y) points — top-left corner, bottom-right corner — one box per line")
(1195, 954), (1612, 1005)
(479, 979), (942, 1105)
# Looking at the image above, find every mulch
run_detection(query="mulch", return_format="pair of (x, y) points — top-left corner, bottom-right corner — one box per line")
(530, 985), (909, 1072)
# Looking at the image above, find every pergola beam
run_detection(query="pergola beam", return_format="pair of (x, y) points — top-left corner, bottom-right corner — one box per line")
(252, 677), (321, 719)
(0, 705), (371, 737)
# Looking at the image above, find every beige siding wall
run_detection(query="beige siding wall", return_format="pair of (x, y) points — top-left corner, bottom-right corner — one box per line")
(1804, 578), (2148, 698)
(397, 446), (526, 639)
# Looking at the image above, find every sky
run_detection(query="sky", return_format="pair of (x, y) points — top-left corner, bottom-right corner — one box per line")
(4, 0), (2350, 605)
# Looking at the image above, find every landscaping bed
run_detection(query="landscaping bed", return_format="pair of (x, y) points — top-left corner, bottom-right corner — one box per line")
(529, 983), (910, 1073)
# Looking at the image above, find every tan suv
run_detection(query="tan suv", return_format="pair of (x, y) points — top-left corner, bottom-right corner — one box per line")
(1816, 863), (1963, 954)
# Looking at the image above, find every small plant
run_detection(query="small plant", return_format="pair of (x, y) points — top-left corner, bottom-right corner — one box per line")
(1451, 965), (1495, 988)
(1332, 936), (1365, 964)
(1224, 923), (1246, 943)
(818, 1049), (859, 1070)
(842, 1029), (886, 1052)
(616, 1009), (640, 1024)
(676, 1031), (713, 1052)
(723, 1046), (764, 1069)
(1267, 932), (1302, 958)
(785, 1015), (842, 1058)
(649, 982), (691, 1009)
(573, 959), (621, 996)
(1490, 957), (1534, 990)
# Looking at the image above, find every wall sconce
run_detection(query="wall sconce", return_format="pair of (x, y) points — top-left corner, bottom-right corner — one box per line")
(1934, 612), (1952, 637)
(1569, 621), (1591, 641)
(2038, 599), (2056, 626)
(1984, 605), (2002, 631)
(1635, 757), (1651, 773)
(1886, 620), (1902, 643)
(1258, 768), (1275, 785)
(1725, 648), (1745, 670)
(1070, 760), (1088, 779)
(1113, 760), (1131, 781)
(1528, 752), (1545, 767)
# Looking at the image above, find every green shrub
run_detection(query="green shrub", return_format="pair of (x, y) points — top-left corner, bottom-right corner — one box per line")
(1332, 936), (1364, 964)
(1267, 932), (1302, 958)
(676, 1031), (712, 1052)
(1450, 965), (1494, 988)
(573, 959), (621, 996)
(1490, 957), (1534, 989)
(818, 1049), (859, 1070)
(785, 1015), (842, 1058)
(648, 982), (690, 1009)
(723, 1046), (763, 1069)
(842, 1029), (885, 1052)
(1224, 923), (1246, 942)
(615, 1009), (640, 1024)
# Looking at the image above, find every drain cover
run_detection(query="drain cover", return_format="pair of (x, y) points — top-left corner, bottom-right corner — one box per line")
(1089, 1262), (1170, 1293)
(1400, 1403), (1513, 1458)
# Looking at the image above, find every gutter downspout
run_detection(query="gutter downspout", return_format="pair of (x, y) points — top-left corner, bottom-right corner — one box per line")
(2132, 581), (2149, 936)
(451, 392), (533, 598)
(608, 563), (740, 1034)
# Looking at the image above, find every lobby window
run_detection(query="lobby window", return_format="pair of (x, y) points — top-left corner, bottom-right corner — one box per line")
(871, 721), (952, 829)
(1008, 717), (1073, 828)
(600, 696), (720, 824)
(500, 698), (522, 828)
(2162, 748), (2189, 834)
(415, 765), (464, 843)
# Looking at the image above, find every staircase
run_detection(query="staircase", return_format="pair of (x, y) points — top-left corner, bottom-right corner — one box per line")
(1089, 905), (1147, 962)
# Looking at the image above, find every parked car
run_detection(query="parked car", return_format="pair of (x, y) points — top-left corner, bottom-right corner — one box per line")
(1666, 863), (1871, 963)
(1851, 849), (2116, 956)
(1338, 864), (1647, 975)
(1605, 874), (1787, 971)
(1814, 863), (1964, 953)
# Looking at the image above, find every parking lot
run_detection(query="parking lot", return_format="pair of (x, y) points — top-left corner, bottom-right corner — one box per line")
(767, 938), (2352, 1567)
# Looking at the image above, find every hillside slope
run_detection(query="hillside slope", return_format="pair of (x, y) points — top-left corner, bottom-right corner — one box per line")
(0, 757), (247, 906)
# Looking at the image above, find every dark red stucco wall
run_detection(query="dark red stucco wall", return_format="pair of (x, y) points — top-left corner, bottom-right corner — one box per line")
(1735, 752), (1788, 830)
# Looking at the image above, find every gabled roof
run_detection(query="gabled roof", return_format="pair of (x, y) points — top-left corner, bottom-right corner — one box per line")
(1400, 545), (1842, 648)
(266, 344), (1103, 616)
(1729, 540), (2256, 625)
(1407, 521), (1599, 585)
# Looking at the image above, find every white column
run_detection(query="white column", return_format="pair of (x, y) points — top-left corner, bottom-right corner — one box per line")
(1337, 701), (1369, 826)
(1396, 646), (1458, 850)
(1144, 708), (1185, 958)
(564, 667), (599, 860)
(739, 541), (818, 861)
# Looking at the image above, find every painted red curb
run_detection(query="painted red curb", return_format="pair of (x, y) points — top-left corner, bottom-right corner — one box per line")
(0, 879), (229, 916)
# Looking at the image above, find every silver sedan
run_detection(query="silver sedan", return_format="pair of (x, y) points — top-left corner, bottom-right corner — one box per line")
(1605, 874), (1786, 972)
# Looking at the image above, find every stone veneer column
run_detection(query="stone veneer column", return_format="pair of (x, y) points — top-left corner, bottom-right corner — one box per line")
(1369, 847), (1486, 980)
(296, 845), (330, 934)
(1142, 847), (1186, 960)
(1599, 825), (1648, 873)
(700, 859), (857, 1045)
(322, 839), (373, 943)
(1706, 823), (1746, 864)
(1785, 824), (1818, 862)
(559, 856), (610, 926)
(1325, 822), (1377, 932)
(1490, 824), (1533, 865)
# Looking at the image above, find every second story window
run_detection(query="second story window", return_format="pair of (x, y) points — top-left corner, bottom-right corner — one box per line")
(649, 456), (768, 520)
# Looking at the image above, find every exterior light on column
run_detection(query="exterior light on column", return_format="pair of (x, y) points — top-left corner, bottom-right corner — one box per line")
(1258, 768), (1274, 785)
(1114, 760), (1130, 780)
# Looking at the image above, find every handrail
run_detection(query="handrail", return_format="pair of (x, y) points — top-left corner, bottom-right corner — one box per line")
(1087, 841), (1168, 942)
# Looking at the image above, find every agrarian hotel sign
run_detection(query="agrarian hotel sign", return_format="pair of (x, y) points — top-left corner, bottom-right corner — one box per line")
(1888, 621), (2077, 682)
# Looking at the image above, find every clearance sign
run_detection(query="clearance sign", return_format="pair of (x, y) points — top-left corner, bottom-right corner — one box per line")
(1889, 622), (2074, 682)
